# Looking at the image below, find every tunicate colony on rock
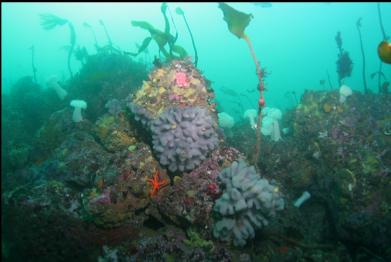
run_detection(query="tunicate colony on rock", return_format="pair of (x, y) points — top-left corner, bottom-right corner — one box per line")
(150, 106), (219, 172)
(129, 101), (220, 173)
(213, 160), (285, 247)
(127, 102), (153, 129)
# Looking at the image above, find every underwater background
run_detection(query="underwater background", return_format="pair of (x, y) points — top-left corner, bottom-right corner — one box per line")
(3, 2), (391, 113)
(2, 2), (391, 261)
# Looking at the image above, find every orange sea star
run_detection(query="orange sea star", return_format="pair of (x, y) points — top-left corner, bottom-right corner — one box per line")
(147, 169), (169, 197)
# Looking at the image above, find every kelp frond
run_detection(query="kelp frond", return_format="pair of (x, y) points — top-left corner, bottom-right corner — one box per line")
(40, 13), (68, 30)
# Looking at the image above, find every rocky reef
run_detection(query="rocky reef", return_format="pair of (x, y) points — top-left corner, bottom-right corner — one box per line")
(68, 52), (148, 121)
(2, 53), (391, 261)
(227, 88), (391, 260)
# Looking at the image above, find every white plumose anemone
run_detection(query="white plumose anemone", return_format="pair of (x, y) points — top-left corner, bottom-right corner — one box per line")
(70, 100), (87, 122)
(339, 85), (352, 103)
(243, 109), (258, 129)
(47, 75), (68, 100)
(261, 107), (282, 142)
(218, 112), (235, 129)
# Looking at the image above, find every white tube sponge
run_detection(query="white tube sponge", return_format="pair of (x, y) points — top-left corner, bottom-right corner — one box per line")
(70, 100), (87, 123)
(293, 191), (311, 208)
(243, 109), (257, 129)
(47, 76), (68, 100)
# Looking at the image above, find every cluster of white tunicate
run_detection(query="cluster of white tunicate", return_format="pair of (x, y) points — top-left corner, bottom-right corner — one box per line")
(150, 107), (219, 172)
(213, 160), (284, 247)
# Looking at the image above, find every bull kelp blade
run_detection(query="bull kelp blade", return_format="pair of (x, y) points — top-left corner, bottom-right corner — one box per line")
(130, 37), (152, 57)
(218, 2), (253, 39)
(378, 40), (391, 64)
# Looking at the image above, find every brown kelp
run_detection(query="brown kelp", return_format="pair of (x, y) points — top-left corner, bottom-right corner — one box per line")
(130, 3), (187, 62)
(134, 42), (152, 68)
(100, 19), (112, 48)
(74, 46), (88, 65)
(29, 45), (37, 83)
(326, 70), (334, 89)
(376, 2), (390, 65)
(370, 71), (389, 94)
(176, 7), (198, 67)
(83, 22), (100, 52)
(218, 2), (266, 167)
(356, 18), (368, 94)
(164, 3), (179, 43)
(68, 52), (148, 121)
(376, 3), (390, 95)
(335, 31), (353, 87)
(378, 41), (391, 65)
(284, 91), (299, 106)
(99, 19), (121, 54)
(40, 13), (76, 78)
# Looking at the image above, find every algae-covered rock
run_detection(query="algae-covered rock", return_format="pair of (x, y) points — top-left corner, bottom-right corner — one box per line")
(130, 59), (216, 119)
(94, 113), (139, 152)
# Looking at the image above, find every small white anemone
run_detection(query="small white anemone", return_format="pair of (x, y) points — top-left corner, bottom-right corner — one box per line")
(243, 109), (258, 129)
(218, 112), (235, 129)
(47, 75), (68, 100)
(339, 85), (352, 103)
(70, 100), (87, 123)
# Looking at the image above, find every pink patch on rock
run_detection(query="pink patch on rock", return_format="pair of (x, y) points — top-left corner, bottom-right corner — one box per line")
(90, 188), (112, 205)
(207, 182), (221, 200)
(169, 93), (182, 102)
(175, 72), (189, 88)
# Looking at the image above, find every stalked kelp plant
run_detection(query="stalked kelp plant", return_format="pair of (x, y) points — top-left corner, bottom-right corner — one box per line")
(370, 71), (389, 94)
(83, 22), (100, 52)
(218, 2), (266, 166)
(29, 45), (37, 83)
(74, 46), (88, 65)
(100, 19), (113, 49)
(68, 51), (148, 121)
(356, 18), (368, 94)
(99, 19), (121, 54)
(376, 3), (391, 66)
(335, 31), (353, 87)
(40, 13), (76, 78)
(176, 7), (198, 67)
(377, 41), (391, 64)
(371, 4), (390, 95)
(375, 3), (390, 94)
(130, 2), (188, 63)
